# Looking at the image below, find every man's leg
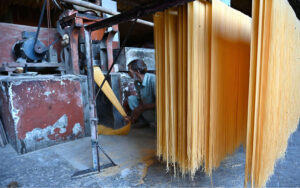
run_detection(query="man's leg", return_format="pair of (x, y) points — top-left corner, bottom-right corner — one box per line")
(142, 110), (156, 129)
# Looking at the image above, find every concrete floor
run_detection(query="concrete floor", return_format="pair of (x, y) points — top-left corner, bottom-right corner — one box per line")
(0, 125), (299, 187)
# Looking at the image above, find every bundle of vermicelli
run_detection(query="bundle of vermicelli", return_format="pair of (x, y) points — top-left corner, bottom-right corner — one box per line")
(154, 0), (251, 176)
(154, 0), (300, 187)
(244, 0), (300, 187)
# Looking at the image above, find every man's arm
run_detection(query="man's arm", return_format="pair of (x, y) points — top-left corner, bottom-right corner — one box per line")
(131, 73), (156, 122)
(141, 103), (155, 111)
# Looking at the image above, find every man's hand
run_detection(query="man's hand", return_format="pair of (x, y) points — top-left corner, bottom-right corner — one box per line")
(124, 116), (131, 124)
(130, 103), (156, 123)
(131, 106), (144, 123)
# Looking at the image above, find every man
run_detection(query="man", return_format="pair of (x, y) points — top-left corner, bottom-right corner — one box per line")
(126, 59), (156, 128)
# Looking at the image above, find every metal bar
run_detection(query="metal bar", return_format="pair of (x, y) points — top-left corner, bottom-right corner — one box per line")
(4, 62), (64, 68)
(71, 163), (115, 179)
(69, 28), (80, 74)
(61, 0), (153, 27)
(84, 28), (100, 171)
(98, 145), (116, 166)
(106, 30), (117, 72)
(85, 0), (195, 31)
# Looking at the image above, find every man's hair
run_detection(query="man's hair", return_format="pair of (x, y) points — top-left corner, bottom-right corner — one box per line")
(128, 59), (147, 74)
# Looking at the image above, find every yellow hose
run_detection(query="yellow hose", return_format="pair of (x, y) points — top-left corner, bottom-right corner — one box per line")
(93, 66), (131, 135)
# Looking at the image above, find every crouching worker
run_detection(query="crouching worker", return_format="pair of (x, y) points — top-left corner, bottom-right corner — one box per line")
(126, 59), (156, 128)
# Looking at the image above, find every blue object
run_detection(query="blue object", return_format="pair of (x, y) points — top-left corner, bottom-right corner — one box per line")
(23, 37), (46, 61)
(221, 0), (231, 6)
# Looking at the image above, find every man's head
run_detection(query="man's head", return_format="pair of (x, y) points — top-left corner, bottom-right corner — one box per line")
(128, 59), (147, 80)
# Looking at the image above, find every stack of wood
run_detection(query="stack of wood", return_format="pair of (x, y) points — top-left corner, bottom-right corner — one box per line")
(154, 0), (300, 187)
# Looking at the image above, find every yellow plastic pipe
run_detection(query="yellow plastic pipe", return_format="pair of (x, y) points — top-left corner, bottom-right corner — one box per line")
(93, 66), (131, 135)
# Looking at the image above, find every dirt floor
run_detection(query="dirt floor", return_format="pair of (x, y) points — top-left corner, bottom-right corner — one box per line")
(0, 125), (299, 187)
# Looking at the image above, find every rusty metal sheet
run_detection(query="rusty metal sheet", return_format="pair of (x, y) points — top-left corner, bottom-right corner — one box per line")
(0, 75), (88, 154)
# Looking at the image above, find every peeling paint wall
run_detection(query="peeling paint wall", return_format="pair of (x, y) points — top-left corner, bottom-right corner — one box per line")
(0, 75), (89, 154)
(0, 80), (17, 150)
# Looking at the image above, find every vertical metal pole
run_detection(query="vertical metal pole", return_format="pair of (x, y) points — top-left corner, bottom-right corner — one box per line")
(84, 28), (100, 171)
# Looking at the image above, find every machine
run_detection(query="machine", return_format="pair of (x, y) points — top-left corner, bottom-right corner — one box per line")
(0, 0), (192, 177)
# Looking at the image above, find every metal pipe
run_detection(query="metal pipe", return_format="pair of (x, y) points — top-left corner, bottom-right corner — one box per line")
(84, 28), (100, 171)
(61, 0), (154, 27)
